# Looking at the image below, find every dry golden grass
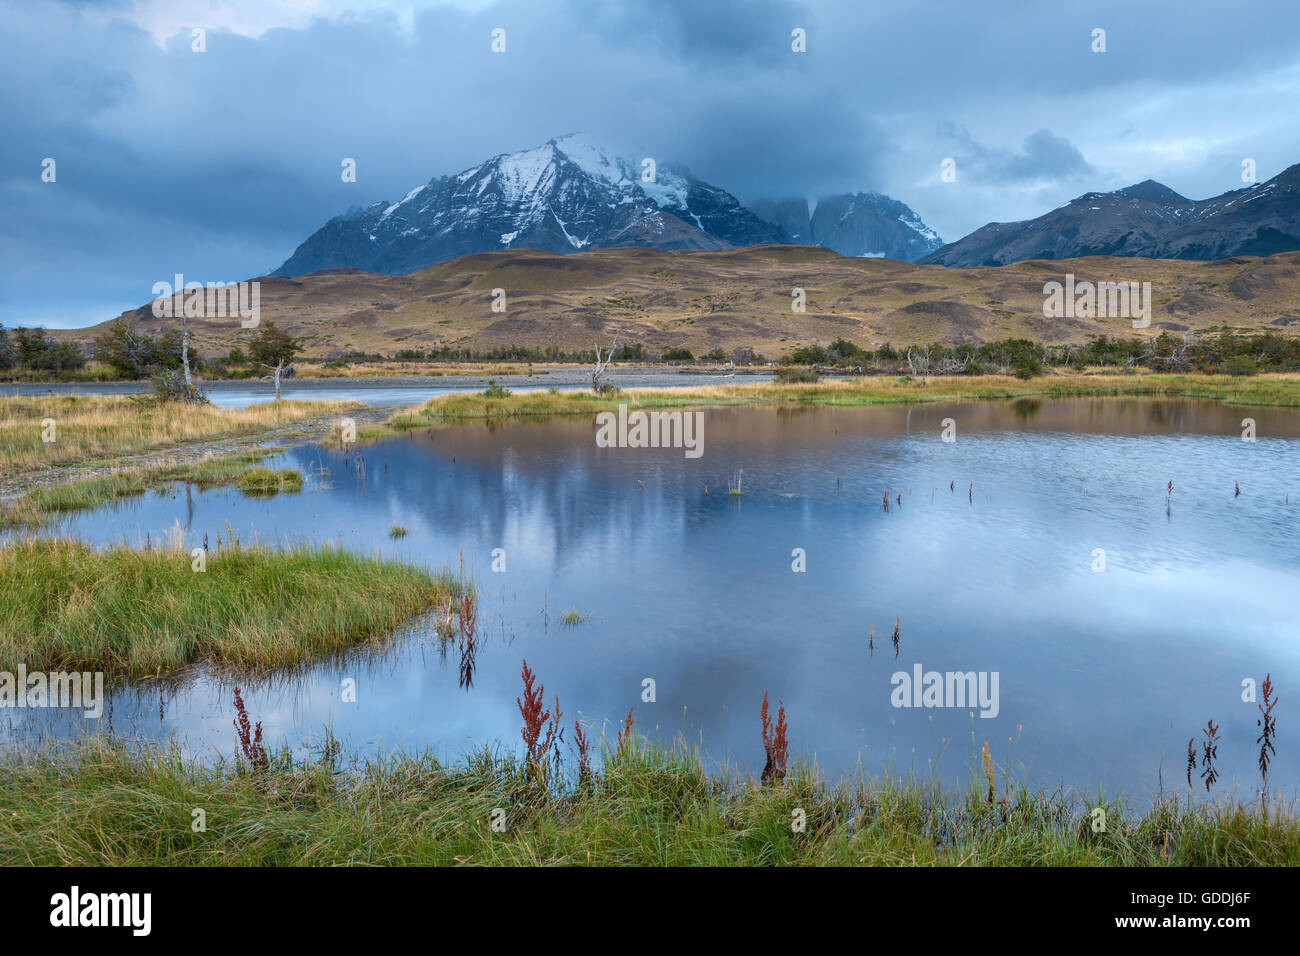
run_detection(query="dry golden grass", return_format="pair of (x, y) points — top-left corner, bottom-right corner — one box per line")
(292, 361), (536, 378)
(0, 395), (362, 473)
(387, 372), (1300, 429)
(55, 246), (1300, 360)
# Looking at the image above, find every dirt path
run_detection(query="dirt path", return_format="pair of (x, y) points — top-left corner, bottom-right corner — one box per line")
(0, 405), (399, 502)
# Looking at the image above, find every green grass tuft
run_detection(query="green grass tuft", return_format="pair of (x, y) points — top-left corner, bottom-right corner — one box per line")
(234, 467), (303, 496)
(0, 536), (458, 676)
(0, 736), (1294, 866)
(0, 450), (298, 528)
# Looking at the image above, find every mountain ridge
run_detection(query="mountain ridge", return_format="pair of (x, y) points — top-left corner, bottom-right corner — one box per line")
(923, 165), (1300, 266)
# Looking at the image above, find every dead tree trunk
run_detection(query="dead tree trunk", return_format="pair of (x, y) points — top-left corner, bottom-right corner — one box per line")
(181, 313), (193, 390)
(906, 346), (932, 382)
(262, 361), (284, 400)
(592, 338), (619, 392)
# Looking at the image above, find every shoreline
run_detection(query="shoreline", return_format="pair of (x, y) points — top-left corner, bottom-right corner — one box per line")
(1, 735), (1294, 866)
(0, 362), (773, 389)
(5, 374), (1297, 516)
(384, 373), (1300, 431)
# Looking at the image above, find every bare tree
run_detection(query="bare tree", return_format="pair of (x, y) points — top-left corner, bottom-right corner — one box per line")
(1123, 344), (1155, 370)
(262, 359), (286, 400)
(248, 321), (301, 401)
(592, 336), (619, 392)
(905, 345), (931, 380)
(1167, 331), (1195, 371)
(934, 352), (971, 375)
(906, 345), (969, 381)
(1146, 331), (1195, 372)
(180, 312), (193, 390)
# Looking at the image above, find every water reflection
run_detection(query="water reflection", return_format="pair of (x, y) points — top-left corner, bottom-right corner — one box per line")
(6, 398), (1298, 806)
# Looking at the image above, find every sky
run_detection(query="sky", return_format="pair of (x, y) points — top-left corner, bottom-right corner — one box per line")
(5, 0), (1300, 329)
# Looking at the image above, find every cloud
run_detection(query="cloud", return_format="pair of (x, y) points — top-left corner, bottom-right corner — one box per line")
(937, 124), (1095, 185)
(5, 0), (1300, 327)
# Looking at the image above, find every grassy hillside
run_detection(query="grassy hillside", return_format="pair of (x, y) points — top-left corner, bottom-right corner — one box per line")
(58, 246), (1300, 360)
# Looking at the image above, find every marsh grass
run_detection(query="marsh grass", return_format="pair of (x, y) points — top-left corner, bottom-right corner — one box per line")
(0, 451), (295, 527)
(0, 536), (459, 676)
(233, 467), (303, 496)
(0, 734), (1294, 866)
(0, 394), (362, 473)
(380, 373), (1300, 431)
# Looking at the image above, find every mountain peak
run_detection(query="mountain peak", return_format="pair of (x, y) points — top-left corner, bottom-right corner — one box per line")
(1114, 180), (1190, 204)
(274, 135), (786, 275)
(749, 192), (942, 261)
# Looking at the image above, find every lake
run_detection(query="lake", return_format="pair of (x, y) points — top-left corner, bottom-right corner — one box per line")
(6, 396), (1297, 806)
(0, 369), (769, 408)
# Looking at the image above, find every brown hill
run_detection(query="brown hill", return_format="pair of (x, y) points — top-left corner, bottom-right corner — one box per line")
(66, 245), (1300, 359)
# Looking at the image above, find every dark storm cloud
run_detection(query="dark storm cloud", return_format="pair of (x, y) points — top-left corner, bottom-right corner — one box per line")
(575, 0), (812, 64)
(4, 0), (1300, 327)
(937, 125), (1095, 185)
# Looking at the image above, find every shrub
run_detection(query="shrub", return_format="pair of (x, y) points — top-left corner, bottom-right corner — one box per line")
(248, 321), (303, 369)
(775, 365), (820, 384)
(1012, 352), (1043, 380)
(783, 344), (830, 365)
(93, 318), (185, 379)
(1223, 355), (1259, 376)
(151, 369), (208, 404)
(828, 338), (871, 364)
(661, 347), (694, 362)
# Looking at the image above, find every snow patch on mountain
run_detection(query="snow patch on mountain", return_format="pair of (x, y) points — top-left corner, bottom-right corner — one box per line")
(273, 134), (789, 276)
(748, 192), (943, 262)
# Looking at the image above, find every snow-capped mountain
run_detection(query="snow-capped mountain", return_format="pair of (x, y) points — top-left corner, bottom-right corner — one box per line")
(922, 164), (1300, 266)
(750, 193), (943, 261)
(274, 134), (788, 275)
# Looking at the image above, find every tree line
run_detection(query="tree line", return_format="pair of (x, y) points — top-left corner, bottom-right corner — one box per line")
(781, 332), (1300, 378)
(4, 322), (1299, 383)
(0, 320), (303, 399)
